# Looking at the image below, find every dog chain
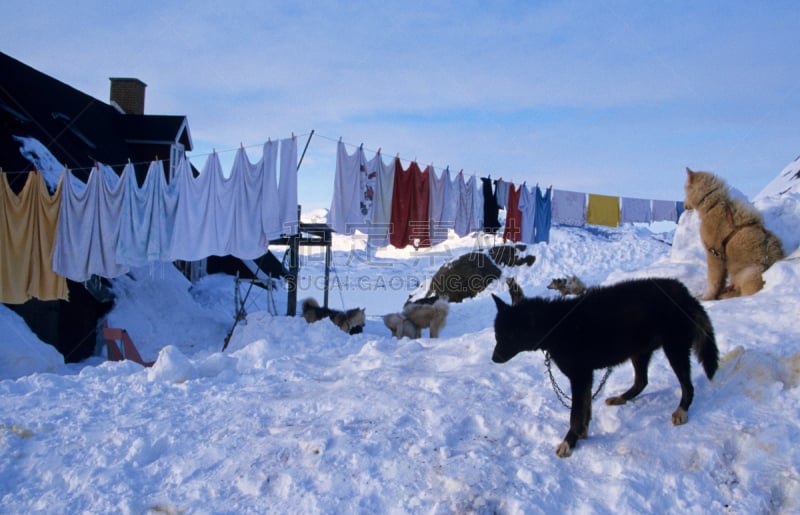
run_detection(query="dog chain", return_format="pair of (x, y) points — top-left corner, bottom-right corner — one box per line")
(544, 352), (613, 409)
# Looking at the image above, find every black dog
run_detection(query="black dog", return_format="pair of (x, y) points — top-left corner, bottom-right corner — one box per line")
(491, 278), (719, 458)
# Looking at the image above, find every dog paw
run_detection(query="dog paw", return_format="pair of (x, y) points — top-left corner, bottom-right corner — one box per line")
(605, 396), (627, 406)
(555, 441), (573, 458)
(672, 407), (689, 425)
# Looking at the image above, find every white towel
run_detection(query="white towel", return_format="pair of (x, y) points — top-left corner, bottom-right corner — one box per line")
(621, 197), (652, 224)
(260, 140), (282, 241)
(652, 199), (678, 222)
(551, 189), (586, 226)
(328, 141), (365, 235)
(428, 165), (451, 245)
(278, 136), (298, 235)
(367, 152), (394, 247)
(53, 167), (128, 281)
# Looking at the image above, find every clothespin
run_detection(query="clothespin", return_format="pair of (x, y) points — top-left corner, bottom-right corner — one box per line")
(339, 136), (343, 142)
(377, 147), (382, 154)
(359, 143), (363, 150)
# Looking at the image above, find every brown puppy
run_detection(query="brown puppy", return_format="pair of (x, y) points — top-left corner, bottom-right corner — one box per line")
(683, 168), (785, 299)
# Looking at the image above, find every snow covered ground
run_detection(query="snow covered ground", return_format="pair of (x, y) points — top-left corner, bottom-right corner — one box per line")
(1, 189), (799, 513)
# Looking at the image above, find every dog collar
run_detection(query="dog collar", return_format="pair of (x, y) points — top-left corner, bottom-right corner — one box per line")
(694, 186), (721, 209)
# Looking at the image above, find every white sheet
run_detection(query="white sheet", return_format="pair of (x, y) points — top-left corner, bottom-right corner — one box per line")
(428, 165), (451, 245)
(53, 166), (128, 281)
(278, 136), (298, 235)
(168, 145), (278, 261)
(117, 161), (179, 267)
(367, 152), (394, 247)
(551, 189), (586, 227)
(328, 141), (365, 235)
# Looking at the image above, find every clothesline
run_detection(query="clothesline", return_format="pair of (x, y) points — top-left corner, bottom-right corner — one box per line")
(0, 132), (313, 176)
(311, 132), (672, 203)
(313, 132), (487, 180)
(0, 137), (301, 305)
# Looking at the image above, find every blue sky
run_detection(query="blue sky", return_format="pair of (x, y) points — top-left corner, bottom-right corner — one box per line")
(5, 1), (799, 209)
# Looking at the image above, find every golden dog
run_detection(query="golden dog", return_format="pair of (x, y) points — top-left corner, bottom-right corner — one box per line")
(683, 168), (785, 299)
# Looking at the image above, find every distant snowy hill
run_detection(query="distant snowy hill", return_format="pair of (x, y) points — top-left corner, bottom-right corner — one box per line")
(755, 153), (800, 200)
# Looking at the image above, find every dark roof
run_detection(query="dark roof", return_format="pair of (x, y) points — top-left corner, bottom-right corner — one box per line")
(0, 51), (192, 189)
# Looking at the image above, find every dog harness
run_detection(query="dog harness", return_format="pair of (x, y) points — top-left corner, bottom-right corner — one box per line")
(707, 203), (759, 261)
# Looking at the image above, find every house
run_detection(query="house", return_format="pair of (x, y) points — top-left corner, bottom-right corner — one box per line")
(0, 51), (192, 190)
(0, 51), (194, 362)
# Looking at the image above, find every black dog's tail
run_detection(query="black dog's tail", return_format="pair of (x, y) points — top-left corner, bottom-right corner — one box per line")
(692, 308), (719, 380)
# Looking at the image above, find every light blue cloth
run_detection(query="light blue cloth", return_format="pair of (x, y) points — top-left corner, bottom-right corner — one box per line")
(652, 199), (678, 222)
(428, 166), (452, 245)
(53, 166), (128, 281)
(367, 152), (394, 247)
(517, 184), (536, 243)
(621, 197), (652, 224)
(117, 161), (178, 267)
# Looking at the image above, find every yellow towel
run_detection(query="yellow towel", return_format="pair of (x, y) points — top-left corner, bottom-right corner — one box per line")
(586, 193), (621, 227)
(0, 172), (68, 304)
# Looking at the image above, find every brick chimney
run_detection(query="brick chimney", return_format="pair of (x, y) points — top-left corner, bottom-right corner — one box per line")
(109, 77), (147, 115)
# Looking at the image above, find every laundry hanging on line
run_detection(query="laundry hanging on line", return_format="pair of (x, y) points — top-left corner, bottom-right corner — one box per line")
(586, 193), (622, 227)
(533, 185), (552, 244)
(51, 136), (297, 282)
(0, 171), (67, 304)
(502, 182), (522, 243)
(621, 196), (653, 224)
(390, 159), (430, 249)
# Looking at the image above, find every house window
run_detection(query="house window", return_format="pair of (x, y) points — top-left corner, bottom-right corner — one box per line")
(169, 143), (185, 181)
